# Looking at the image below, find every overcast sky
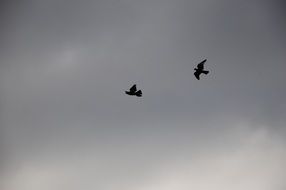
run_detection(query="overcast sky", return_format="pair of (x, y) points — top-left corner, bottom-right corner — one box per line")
(1, 1), (286, 190)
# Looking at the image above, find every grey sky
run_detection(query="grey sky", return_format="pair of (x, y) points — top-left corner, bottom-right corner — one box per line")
(1, 1), (286, 190)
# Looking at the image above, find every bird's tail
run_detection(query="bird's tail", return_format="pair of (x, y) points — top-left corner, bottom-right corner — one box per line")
(135, 90), (142, 97)
(202, 70), (209, 75)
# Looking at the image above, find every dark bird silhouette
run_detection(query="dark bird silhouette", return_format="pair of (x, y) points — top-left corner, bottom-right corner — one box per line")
(125, 84), (142, 97)
(194, 59), (209, 80)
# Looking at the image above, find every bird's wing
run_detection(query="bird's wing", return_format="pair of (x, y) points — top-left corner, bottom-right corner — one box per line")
(194, 71), (200, 80)
(197, 59), (207, 70)
(129, 84), (137, 93)
(135, 90), (142, 97)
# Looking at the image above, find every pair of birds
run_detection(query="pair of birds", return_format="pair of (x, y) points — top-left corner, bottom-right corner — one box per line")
(125, 59), (209, 97)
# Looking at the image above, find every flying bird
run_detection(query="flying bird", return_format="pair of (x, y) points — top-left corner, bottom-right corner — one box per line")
(125, 84), (142, 97)
(194, 59), (209, 80)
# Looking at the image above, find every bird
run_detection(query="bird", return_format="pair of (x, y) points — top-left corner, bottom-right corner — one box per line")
(194, 59), (209, 80)
(125, 84), (142, 97)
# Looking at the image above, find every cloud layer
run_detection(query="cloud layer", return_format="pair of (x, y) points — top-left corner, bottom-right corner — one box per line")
(1, 0), (285, 190)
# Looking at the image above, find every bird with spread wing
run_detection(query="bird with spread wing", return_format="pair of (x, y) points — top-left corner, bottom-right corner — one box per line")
(194, 59), (209, 80)
(125, 84), (142, 97)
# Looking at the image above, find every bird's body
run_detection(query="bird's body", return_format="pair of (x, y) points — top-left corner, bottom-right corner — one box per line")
(194, 59), (209, 80)
(125, 84), (142, 97)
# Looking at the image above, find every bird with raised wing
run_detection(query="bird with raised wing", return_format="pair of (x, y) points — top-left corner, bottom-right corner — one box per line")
(194, 59), (209, 80)
(125, 84), (142, 97)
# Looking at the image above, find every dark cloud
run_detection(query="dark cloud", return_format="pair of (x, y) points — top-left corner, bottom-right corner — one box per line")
(1, 0), (285, 189)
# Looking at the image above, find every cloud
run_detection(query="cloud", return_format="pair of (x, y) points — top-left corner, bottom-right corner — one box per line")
(2, 124), (286, 190)
(1, 0), (285, 190)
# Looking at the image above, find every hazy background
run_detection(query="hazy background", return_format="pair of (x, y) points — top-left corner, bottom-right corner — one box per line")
(1, 0), (285, 190)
